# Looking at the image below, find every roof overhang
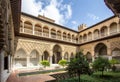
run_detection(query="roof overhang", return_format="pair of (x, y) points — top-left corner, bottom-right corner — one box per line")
(10, 0), (21, 35)
(104, 0), (120, 17)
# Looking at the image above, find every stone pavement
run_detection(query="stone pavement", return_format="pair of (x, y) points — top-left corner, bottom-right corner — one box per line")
(6, 70), (56, 82)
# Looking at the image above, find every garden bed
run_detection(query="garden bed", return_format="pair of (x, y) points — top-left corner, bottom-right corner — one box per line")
(59, 71), (120, 82)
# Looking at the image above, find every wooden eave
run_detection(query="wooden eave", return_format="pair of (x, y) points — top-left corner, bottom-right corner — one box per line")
(10, 0), (21, 35)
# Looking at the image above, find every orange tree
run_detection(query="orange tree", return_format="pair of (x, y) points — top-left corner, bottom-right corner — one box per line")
(93, 57), (110, 76)
(66, 52), (91, 82)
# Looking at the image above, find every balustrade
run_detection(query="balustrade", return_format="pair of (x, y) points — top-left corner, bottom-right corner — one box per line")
(19, 25), (120, 44)
(101, 33), (107, 38)
(20, 28), (23, 33)
(51, 34), (56, 39)
(57, 36), (61, 40)
(110, 31), (117, 35)
(43, 33), (49, 37)
(24, 28), (33, 34)
(34, 31), (42, 36)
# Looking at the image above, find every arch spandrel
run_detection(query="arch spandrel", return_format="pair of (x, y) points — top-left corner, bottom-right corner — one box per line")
(30, 49), (39, 56)
(51, 44), (63, 52)
(15, 48), (27, 56)
(52, 44), (62, 64)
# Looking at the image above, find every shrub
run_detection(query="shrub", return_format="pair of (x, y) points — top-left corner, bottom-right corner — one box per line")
(66, 51), (90, 82)
(58, 59), (67, 68)
(109, 59), (120, 72)
(92, 57), (110, 76)
(40, 60), (50, 68)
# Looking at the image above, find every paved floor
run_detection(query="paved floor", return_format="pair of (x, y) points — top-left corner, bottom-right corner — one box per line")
(6, 70), (56, 82)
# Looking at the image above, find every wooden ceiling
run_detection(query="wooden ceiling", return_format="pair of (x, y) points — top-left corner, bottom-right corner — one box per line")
(10, 0), (21, 35)
(104, 0), (120, 17)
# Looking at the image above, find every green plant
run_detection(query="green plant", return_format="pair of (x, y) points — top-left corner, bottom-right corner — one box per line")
(92, 57), (110, 76)
(40, 60), (50, 68)
(109, 58), (120, 71)
(58, 59), (67, 68)
(66, 51), (91, 82)
(109, 58), (119, 65)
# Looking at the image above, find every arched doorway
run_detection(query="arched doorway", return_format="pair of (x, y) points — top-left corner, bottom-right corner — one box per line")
(42, 51), (49, 61)
(95, 43), (107, 58)
(14, 49), (27, 67)
(112, 48), (120, 61)
(30, 50), (39, 66)
(53, 45), (62, 64)
(64, 52), (69, 61)
(86, 52), (92, 63)
(70, 52), (74, 60)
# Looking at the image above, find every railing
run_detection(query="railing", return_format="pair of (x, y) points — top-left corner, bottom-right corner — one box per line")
(110, 31), (117, 35)
(24, 28), (33, 34)
(20, 28), (33, 34)
(72, 39), (76, 43)
(19, 28), (120, 44)
(43, 33), (49, 37)
(63, 37), (67, 41)
(51, 34), (56, 39)
(34, 31), (42, 36)
(88, 38), (92, 41)
(68, 38), (71, 42)
(94, 36), (99, 40)
(101, 33), (107, 37)
(57, 36), (61, 40)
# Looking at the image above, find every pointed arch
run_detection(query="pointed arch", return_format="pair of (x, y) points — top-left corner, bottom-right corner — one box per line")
(29, 50), (39, 66)
(94, 43), (107, 58)
(14, 48), (27, 67)
(53, 44), (62, 64)
(64, 52), (69, 61)
(112, 48), (120, 61)
(42, 50), (50, 61)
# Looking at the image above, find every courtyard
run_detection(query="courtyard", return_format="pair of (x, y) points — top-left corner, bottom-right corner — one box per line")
(1, 0), (120, 82)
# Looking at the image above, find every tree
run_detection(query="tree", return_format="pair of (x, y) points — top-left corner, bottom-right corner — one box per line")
(40, 60), (50, 68)
(58, 59), (67, 68)
(109, 58), (119, 71)
(92, 57), (110, 76)
(66, 52), (91, 82)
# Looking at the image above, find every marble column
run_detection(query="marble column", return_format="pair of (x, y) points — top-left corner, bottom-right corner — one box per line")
(49, 56), (52, 64)
(27, 56), (30, 67)
(39, 55), (42, 66)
